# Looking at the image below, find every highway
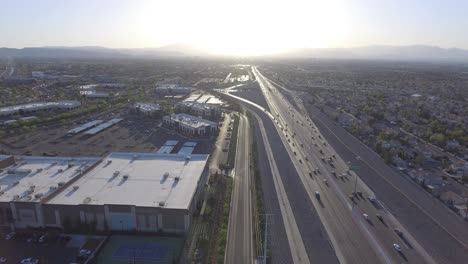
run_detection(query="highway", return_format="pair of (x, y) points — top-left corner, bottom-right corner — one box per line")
(255, 67), (468, 264)
(224, 92), (340, 263)
(233, 66), (434, 264)
(225, 113), (254, 264)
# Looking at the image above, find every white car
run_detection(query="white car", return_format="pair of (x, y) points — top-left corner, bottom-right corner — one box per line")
(4, 232), (15, 240)
(363, 214), (369, 220)
(21, 258), (39, 264)
(393, 243), (402, 252)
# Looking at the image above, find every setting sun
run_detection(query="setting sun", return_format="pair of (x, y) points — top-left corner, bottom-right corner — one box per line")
(131, 0), (352, 56)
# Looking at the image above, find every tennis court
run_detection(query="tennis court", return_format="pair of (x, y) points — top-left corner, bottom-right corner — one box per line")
(97, 235), (184, 264)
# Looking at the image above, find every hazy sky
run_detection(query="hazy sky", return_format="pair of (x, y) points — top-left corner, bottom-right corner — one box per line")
(1, 0), (467, 55)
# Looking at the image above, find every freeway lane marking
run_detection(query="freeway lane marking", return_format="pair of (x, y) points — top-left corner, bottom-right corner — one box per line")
(309, 107), (468, 251)
(255, 68), (394, 264)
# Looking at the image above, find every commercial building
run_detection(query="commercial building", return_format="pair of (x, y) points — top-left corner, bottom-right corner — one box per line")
(46, 152), (209, 233)
(0, 156), (100, 229)
(133, 102), (161, 115)
(175, 93), (223, 118)
(0, 152), (210, 234)
(163, 113), (218, 137)
(155, 84), (192, 95)
(0, 101), (81, 116)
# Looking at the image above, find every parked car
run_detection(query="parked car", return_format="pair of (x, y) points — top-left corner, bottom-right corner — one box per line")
(21, 258), (39, 264)
(4, 232), (15, 240)
(77, 249), (92, 260)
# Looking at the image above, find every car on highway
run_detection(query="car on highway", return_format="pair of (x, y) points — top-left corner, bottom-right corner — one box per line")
(368, 196), (377, 202)
(394, 228), (403, 237)
(393, 244), (402, 252)
(376, 214), (383, 221)
(305, 156), (309, 161)
(315, 191), (321, 200)
(363, 214), (369, 220)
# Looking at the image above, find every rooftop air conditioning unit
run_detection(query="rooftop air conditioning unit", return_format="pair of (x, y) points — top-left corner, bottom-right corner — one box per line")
(123, 175), (129, 180)
(34, 193), (44, 199)
(57, 182), (66, 187)
(29, 185), (36, 190)
(163, 172), (169, 178)
(52, 162), (58, 165)
(58, 169), (64, 173)
(113, 171), (120, 177)
(83, 197), (91, 204)
(25, 195), (32, 201)
(107, 160), (112, 164)
(158, 201), (165, 207)
(73, 186), (79, 191)
(36, 168), (43, 173)
(0, 191), (4, 196)
(12, 181), (20, 186)
(68, 163), (75, 168)
(174, 176), (180, 181)
(13, 195), (19, 200)
(133, 154), (139, 160)
(186, 155), (191, 160)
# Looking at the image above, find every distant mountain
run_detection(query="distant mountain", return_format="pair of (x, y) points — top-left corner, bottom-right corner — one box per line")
(1, 45), (468, 62)
(278, 45), (468, 62)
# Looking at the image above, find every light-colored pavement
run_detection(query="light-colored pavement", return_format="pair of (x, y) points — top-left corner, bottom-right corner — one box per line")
(225, 113), (254, 264)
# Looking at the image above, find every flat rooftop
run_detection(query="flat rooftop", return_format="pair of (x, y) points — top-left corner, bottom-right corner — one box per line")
(0, 101), (81, 116)
(84, 118), (123, 135)
(48, 152), (209, 209)
(68, 120), (103, 134)
(0, 156), (100, 202)
(166, 114), (217, 129)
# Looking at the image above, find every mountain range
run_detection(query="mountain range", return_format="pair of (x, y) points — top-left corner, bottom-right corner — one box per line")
(1, 44), (468, 62)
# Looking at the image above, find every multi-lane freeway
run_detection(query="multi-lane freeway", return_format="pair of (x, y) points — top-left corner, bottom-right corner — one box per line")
(218, 65), (468, 264)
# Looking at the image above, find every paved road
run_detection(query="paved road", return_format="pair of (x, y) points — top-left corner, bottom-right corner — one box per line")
(252, 66), (436, 264)
(305, 103), (468, 264)
(225, 113), (254, 264)
(225, 87), (339, 263)
(259, 68), (468, 264)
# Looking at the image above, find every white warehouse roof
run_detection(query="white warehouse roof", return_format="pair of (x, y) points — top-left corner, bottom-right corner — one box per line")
(0, 156), (100, 202)
(48, 152), (209, 209)
(164, 113), (217, 129)
(0, 101), (81, 116)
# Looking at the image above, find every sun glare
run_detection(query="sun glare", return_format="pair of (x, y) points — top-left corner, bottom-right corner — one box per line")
(132, 0), (351, 56)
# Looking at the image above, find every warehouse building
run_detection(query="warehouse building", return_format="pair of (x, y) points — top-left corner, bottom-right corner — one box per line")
(163, 113), (218, 137)
(46, 152), (209, 233)
(0, 156), (100, 229)
(155, 84), (192, 95)
(0, 152), (209, 234)
(0, 101), (81, 116)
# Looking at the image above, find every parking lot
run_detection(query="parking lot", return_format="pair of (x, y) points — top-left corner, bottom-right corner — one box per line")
(0, 230), (104, 264)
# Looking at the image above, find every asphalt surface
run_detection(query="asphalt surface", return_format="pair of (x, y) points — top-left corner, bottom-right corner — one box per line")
(226, 91), (339, 263)
(304, 103), (468, 264)
(225, 114), (254, 264)
(251, 67), (436, 264)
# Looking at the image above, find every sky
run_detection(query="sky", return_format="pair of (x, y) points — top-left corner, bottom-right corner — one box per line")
(1, 0), (467, 56)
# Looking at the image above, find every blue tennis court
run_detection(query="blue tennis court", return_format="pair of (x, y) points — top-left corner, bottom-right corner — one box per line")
(113, 243), (169, 260)
(97, 235), (184, 264)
